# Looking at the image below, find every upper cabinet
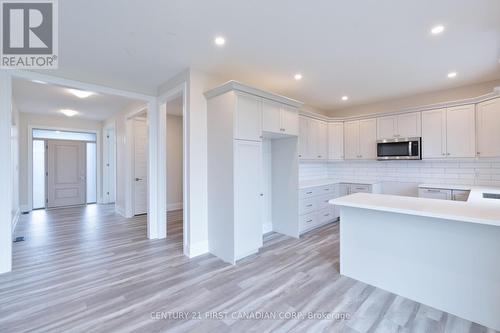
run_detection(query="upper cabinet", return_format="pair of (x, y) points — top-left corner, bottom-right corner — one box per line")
(476, 98), (500, 158)
(262, 99), (299, 136)
(298, 116), (327, 160)
(422, 105), (475, 159)
(234, 92), (262, 142)
(328, 122), (344, 160)
(344, 118), (377, 160)
(377, 112), (421, 140)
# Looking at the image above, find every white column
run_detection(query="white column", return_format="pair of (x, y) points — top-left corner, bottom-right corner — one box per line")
(0, 71), (13, 274)
(157, 103), (167, 239)
(147, 99), (159, 239)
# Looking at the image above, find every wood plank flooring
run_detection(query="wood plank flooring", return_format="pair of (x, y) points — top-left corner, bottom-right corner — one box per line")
(0, 204), (497, 333)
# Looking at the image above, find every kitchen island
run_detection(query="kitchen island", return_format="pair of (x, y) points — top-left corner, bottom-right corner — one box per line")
(331, 188), (500, 331)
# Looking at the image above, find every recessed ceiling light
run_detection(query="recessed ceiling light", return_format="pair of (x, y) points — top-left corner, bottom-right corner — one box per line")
(214, 36), (226, 46)
(294, 73), (303, 80)
(60, 109), (78, 117)
(31, 80), (47, 84)
(67, 88), (95, 99)
(431, 25), (445, 35)
(342, 96), (349, 101)
(447, 72), (457, 78)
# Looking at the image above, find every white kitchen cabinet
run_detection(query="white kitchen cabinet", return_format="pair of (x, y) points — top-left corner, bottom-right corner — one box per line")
(344, 121), (360, 160)
(476, 98), (500, 158)
(235, 93), (262, 142)
(345, 119), (376, 160)
(281, 106), (299, 136)
(328, 122), (344, 160)
(446, 105), (475, 158)
(422, 105), (475, 159)
(234, 140), (263, 260)
(418, 188), (452, 200)
(262, 100), (299, 136)
(377, 112), (421, 139)
(298, 183), (340, 234)
(298, 116), (327, 160)
(359, 119), (377, 159)
(262, 100), (281, 133)
(206, 82), (301, 264)
(422, 108), (446, 158)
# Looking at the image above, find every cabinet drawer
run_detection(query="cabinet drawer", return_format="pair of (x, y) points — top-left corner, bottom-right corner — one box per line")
(349, 184), (371, 194)
(299, 187), (317, 199)
(318, 185), (335, 195)
(316, 194), (335, 210)
(299, 198), (316, 215)
(418, 188), (452, 200)
(299, 212), (318, 232)
(318, 208), (336, 224)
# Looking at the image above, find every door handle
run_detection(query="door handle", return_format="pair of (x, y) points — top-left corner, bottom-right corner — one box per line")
(135, 178), (143, 181)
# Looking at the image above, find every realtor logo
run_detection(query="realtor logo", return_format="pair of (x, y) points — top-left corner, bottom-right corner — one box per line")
(1, 0), (58, 68)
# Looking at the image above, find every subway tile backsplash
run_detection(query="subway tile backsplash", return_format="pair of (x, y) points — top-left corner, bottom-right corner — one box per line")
(299, 158), (500, 187)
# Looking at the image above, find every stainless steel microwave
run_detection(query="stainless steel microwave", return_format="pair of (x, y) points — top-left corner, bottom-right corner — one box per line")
(377, 137), (421, 160)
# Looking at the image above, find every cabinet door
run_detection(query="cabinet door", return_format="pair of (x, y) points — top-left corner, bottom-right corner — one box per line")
(418, 188), (452, 200)
(315, 120), (328, 160)
(234, 93), (262, 141)
(446, 105), (475, 158)
(344, 121), (360, 160)
(397, 112), (421, 138)
(298, 116), (309, 159)
(328, 122), (344, 160)
(262, 100), (281, 134)
(477, 98), (500, 157)
(377, 116), (397, 140)
(281, 106), (299, 136)
(359, 118), (377, 159)
(233, 140), (263, 259)
(422, 109), (446, 158)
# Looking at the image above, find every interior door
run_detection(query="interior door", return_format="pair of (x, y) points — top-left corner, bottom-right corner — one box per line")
(133, 118), (148, 215)
(47, 140), (86, 208)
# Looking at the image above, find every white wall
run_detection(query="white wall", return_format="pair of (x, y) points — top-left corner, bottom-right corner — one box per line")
(18, 112), (103, 210)
(166, 114), (183, 211)
(328, 79), (500, 118)
(11, 104), (20, 230)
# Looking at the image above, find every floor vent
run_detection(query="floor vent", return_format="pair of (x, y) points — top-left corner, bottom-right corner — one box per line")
(13, 237), (25, 243)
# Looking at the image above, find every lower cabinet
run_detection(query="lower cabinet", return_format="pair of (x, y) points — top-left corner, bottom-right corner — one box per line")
(299, 184), (340, 234)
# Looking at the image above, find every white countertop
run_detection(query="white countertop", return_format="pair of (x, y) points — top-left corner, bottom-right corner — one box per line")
(332, 184), (500, 227)
(299, 178), (381, 189)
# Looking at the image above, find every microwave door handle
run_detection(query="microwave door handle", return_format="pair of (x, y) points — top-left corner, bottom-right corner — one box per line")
(409, 141), (412, 156)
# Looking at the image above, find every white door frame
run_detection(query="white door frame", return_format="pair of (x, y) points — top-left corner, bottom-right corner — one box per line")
(27, 125), (100, 211)
(1, 71), (163, 274)
(158, 82), (188, 255)
(102, 123), (116, 204)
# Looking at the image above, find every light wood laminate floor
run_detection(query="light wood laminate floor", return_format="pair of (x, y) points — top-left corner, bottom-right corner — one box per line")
(0, 205), (497, 333)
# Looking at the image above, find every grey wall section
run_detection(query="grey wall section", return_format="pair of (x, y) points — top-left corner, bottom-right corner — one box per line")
(166, 114), (183, 210)
(328, 79), (500, 118)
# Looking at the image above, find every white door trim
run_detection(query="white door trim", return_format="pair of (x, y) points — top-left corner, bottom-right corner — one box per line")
(27, 125), (101, 211)
(159, 82), (189, 255)
(0, 71), (13, 274)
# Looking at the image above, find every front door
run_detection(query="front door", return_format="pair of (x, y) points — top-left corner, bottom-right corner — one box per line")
(47, 140), (86, 208)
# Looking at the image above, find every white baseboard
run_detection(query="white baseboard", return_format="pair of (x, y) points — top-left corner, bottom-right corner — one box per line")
(167, 202), (183, 211)
(20, 204), (30, 213)
(188, 240), (209, 258)
(11, 208), (20, 234)
(263, 222), (273, 234)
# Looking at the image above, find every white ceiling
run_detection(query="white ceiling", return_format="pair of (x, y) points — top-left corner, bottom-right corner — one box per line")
(13, 78), (141, 121)
(41, 0), (500, 111)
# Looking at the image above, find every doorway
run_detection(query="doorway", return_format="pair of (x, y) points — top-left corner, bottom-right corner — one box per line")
(31, 129), (97, 210)
(131, 114), (148, 216)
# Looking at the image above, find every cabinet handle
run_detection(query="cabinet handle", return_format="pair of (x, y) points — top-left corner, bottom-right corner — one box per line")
(260, 193), (264, 197)
(446, 153), (450, 156)
(442, 153), (445, 156)
(477, 152), (481, 155)
(324, 213), (330, 217)
(426, 189), (442, 193)
(306, 191), (313, 194)
(306, 204), (313, 207)
(306, 219), (313, 223)
(299, 154), (302, 157)
(318, 155), (322, 158)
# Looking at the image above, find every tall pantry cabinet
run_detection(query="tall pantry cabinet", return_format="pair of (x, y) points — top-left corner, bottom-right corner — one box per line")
(205, 81), (302, 264)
